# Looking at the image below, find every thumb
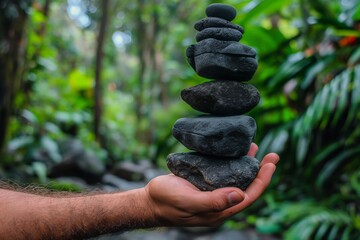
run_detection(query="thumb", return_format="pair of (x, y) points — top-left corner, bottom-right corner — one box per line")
(189, 188), (245, 213)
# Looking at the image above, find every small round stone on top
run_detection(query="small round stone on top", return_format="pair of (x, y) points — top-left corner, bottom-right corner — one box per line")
(206, 3), (237, 22)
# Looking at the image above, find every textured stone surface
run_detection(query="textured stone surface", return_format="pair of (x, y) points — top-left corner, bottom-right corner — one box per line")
(189, 39), (256, 56)
(186, 39), (257, 80)
(172, 115), (256, 157)
(196, 27), (242, 42)
(206, 3), (237, 22)
(167, 153), (260, 191)
(194, 52), (258, 81)
(181, 81), (260, 115)
(194, 17), (244, 33)
(185, 44), (196, 70)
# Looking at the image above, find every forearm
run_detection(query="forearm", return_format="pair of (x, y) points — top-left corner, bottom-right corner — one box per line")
(0, 188), (158, 239)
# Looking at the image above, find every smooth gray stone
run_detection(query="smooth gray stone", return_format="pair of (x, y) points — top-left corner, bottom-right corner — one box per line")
(196, 27), (243, 42)
(194, 17), (244, 33)
(186, 39), (257, 80)
(167, 153), (260, 191)
(173, 115), (256, 157)
(181, 81), (260, 115)
(206, 3), (237, 22)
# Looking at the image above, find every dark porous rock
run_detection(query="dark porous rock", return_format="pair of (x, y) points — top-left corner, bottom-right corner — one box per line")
(194, 17), (244, 33)
(181, 81), (260, 115)
(195, 52), (258, 81)
(186, 44), (196, 70)
(173, 115), (256, 157)
(192, 38), (256, 56)
(196, 27), (243, 42)
(206, 3), (237, 22)
(186, 39), (257, 81)
(167, 152), (260, 191)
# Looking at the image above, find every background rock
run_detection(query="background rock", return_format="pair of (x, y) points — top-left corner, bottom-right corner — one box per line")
(49, 138), (105, 184)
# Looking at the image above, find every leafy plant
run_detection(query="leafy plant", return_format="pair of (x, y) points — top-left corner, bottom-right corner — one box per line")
(256, 201), (360, 240)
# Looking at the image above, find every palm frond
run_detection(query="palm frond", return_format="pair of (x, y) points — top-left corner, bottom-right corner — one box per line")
(283, 207), (354, 240)
(295, 65), (360, 136)
(257, 202), (360, 240)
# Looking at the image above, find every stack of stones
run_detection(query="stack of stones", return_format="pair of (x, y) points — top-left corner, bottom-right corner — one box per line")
(167, 3), (260, 191)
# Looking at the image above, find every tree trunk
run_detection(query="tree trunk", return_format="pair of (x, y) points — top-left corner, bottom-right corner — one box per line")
(134, 0), (146, 126)
(94, 0), (110, 141)
(0, 1), (32, 156)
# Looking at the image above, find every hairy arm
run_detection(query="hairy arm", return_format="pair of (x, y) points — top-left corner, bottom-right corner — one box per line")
(0, 187), (157, 239)
(0, 143), (279, 239)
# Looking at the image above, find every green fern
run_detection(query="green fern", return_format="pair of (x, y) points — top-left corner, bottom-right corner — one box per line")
(257, 202), (360, 240)
(284, 208), (357, 240)
(293, 66), (360, 163)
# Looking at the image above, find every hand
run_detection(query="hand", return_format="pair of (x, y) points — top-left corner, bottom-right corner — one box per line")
(144, 143), (279, 227)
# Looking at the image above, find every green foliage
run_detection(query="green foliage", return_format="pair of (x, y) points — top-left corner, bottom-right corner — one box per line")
(237, 0), (360, 238)
(256, 202), (360, 240)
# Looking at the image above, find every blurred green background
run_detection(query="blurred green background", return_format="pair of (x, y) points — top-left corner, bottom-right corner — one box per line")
(1, 0), (360, 239)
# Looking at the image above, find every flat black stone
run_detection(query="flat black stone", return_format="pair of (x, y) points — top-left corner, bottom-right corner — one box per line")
(188, 39), (256, 57)
(196, 27), (243, 42)
(186, 39), (258, 81)
(181, 81), (260, 115)
(193, 52), (257, 81)
(185, 44), (196, 70)
(194, 17), (244, 33)
(206, 3), (237, 22)
(173, 115), (256, 157)
(167, 152), (260, 191)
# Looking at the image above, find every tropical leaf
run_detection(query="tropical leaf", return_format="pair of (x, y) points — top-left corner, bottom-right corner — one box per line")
(284, 208), (352, 240)
(301, 56), (333, 89)
(344, 66), (360, 128)
(350, 170), (360, 196)
(240, 0), (293, 25)
(349, 47), (360, 65)
(316, 147), (360, 187)
(268, 53), (315, 88)
(307, 142), (342, 174)
(314, 223), (330, 240)
(293, 66), (360, 139)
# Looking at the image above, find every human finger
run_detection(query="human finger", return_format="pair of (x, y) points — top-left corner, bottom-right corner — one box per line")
(260, 152), (280, 167)
(247, 143), (258, 157)
(221, 163), (276, 215)
(184, 187), (245, 213)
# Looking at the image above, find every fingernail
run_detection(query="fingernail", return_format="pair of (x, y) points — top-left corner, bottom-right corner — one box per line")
(227, 191), (243, 206)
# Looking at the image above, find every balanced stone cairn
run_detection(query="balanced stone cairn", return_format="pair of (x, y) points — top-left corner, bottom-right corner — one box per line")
(167, 3), (260, 191)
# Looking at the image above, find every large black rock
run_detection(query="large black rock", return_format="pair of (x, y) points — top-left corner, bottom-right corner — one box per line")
(173, 115), (256, 157)
(186, 39), (257, 81)
(181, 80), (260, 115)
(167, 152), (260, 191)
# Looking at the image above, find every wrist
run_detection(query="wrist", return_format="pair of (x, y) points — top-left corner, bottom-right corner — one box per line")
(140, 187), (162, 227)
